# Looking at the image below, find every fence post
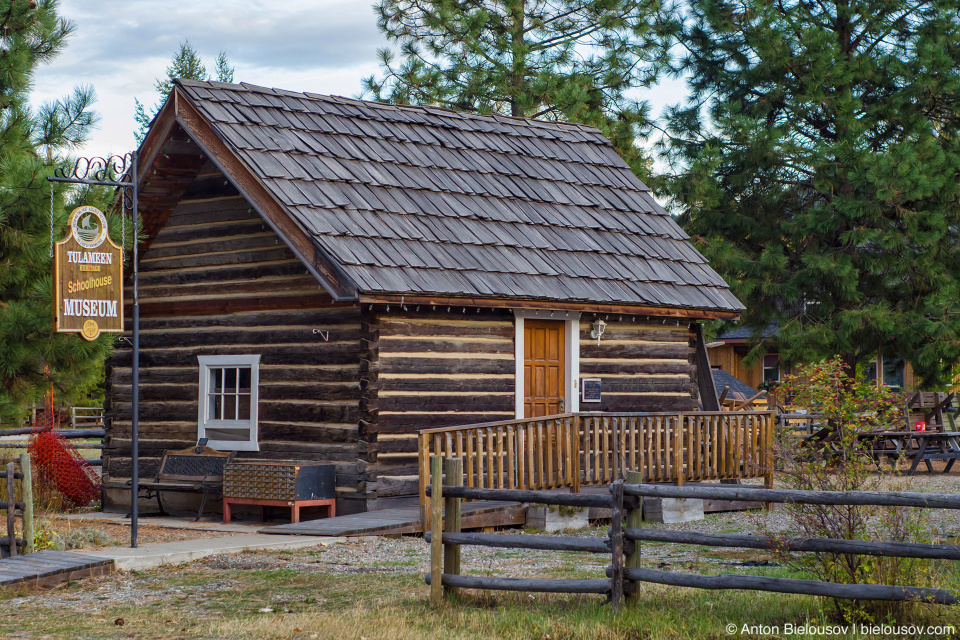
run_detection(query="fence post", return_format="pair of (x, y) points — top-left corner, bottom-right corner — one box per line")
(764, 412), (775, 489)
(610, 479), (624, 610)
(625, 470), (642, 607)
(18, 453), (33, 554)
(6, 462), (16, 557)
(443, 457), (462, 597)
(430, 454), (444, 606)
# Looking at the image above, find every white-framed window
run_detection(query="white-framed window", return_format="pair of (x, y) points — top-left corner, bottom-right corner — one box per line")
(197, 355), (260, 451)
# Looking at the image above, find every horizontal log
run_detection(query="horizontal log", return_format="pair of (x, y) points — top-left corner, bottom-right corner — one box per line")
(110, 345), (360, 367)
(579, 343), (689, 360)
(375, 412), (516, 432)
(111, 364), (359, 385)
(111, 381), (360, 403)
(0, 428), (104, 438)
(135, 307), (362, 330)
(378, 358), (515, 375)
(578, 326), (690, 342)
(144, 231), (278, 260)
(425, 574), (610, 594)
(139, 275), (320, 302)
(141, 246), (294, 272)
(586, 397), (696, 413)
(624, 484), (960, 510)
(376, 477), (419, 497)
(151, 218), (265, 246)
(0, 537), (27, 548)
(377, 396), (513, 413)
(379, 377), (513, 393)
(109, 401), (362, 424)
(379, 339), (512, 355)
(139, 294), (346, 318)
(430, 485), (612, 508)
(425, 531), (608, 553)
(579, 361), (693, 376)
(138, 260), (306, 288)
(619, 567), (958, 604)
(128, 327), (362, 350)
(627, 529), (960, 560)
(378, 321), (512, 339)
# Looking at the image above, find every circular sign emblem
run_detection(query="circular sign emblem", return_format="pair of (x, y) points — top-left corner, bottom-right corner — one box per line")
(70, 206), (108, 249)
(81, 319), (100, 341)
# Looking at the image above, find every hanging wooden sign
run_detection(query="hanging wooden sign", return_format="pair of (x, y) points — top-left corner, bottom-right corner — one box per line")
(53, 206), (124, 341)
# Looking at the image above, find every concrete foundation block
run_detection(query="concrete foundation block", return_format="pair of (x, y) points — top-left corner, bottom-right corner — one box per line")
(643, 497), (704, 524)
(525, 505), (590, 532)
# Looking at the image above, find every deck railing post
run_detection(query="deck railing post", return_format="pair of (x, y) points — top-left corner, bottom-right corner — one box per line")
(419, 433), (430, 529)
(443, 457), (463, 597)
(610, 479), (624, 610)
(625, 470), (642, 607)
(19, 453), (33, 554)
(430, 454), (444, 606)
(674, 414), (684, 487)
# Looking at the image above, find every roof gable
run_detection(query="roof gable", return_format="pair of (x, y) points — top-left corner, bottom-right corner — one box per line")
(144, 79), (742, 316)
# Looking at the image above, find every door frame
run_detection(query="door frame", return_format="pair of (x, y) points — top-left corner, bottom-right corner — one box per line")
(513, 309), (580, 418)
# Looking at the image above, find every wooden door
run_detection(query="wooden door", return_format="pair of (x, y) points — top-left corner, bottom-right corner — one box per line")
(524, 320), (565, 418)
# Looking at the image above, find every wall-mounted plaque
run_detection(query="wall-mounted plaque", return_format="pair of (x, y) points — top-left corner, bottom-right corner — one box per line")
(53, 206), (124, 341)
(581, 378), (601, 403)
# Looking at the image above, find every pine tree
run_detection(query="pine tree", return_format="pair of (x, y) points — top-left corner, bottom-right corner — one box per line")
(134, 42), (234, 144)
(665, 0), (960, 386)
(0, 0), (120, 424)
(362, 0), (670, 181)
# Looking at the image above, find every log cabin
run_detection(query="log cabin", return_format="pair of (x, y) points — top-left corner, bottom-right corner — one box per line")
(103, 79), (744, 515)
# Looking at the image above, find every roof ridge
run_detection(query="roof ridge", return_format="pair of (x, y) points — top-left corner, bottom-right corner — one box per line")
(175, 78), (606, 137)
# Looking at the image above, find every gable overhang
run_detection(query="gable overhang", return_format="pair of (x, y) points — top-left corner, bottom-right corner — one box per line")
(359, 292), (742, 321)
(135, 87), (360, 302)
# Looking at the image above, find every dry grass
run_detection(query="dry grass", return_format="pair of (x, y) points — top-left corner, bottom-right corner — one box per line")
(0, 544), (958, 640)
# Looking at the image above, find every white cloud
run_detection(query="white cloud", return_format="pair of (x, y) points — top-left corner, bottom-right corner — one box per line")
(31, 0), (388, 159)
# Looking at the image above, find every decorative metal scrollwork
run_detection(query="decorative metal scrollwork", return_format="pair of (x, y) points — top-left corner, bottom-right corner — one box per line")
(55, 153), (133, 183)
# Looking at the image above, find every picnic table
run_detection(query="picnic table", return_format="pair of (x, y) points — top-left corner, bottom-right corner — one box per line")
(853, 431), (960, 475)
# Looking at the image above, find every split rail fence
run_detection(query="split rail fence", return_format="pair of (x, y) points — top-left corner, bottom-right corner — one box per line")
(0, 426), (106, 468)
(419, 411), (775, 524)
(425, 455), (960, 608)
(0, 454), (34, 557)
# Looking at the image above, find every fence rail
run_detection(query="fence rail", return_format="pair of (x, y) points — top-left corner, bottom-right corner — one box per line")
(425, 456), (960, 608)
(419, 411), (774, 523)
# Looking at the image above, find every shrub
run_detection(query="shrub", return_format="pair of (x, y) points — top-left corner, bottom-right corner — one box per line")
(765, 358), (933, 623)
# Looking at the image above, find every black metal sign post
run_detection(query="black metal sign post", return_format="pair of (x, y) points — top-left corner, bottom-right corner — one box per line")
(48, 153), (140, 548)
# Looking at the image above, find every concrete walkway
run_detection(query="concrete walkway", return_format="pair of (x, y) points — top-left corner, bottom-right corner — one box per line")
(81, 533), (344, 570)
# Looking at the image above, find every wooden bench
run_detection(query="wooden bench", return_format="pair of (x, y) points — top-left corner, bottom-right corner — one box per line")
(133, 445), (234, 521)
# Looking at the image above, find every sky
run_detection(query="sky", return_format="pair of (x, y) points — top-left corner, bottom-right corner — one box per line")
(31, 0), (686, 161)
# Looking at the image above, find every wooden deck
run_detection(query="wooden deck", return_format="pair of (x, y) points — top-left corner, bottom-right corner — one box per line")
(260, 500), (525, 537)
(0, 550), (115, 588)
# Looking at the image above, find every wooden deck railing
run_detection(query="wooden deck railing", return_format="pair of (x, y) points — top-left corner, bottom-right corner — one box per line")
(419, 411), (775, 521)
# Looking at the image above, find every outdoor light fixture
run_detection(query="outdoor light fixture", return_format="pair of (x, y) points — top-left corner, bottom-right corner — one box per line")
(590, 318), (606, 345)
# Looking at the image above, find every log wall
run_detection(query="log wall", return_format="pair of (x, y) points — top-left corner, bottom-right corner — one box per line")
(369, 309), (516, 503)
(578, 315), (697, 412)
(103, 167), (369, 513)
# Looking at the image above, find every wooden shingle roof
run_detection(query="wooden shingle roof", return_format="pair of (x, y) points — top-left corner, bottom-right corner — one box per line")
(165, 79), (743, 315)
